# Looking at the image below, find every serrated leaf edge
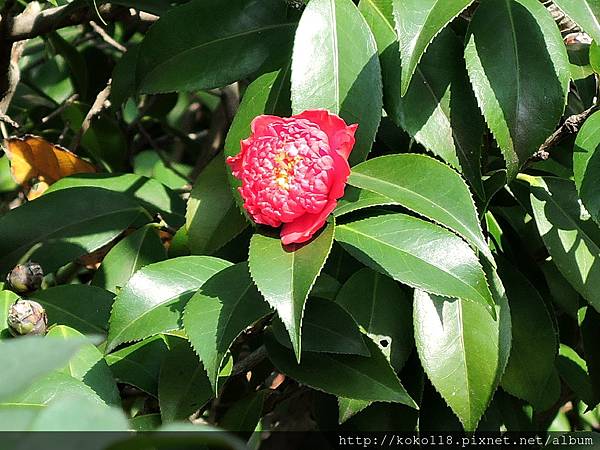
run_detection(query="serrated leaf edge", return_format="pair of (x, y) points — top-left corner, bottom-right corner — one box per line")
(248, 220), (335, 362)
(348, 153), (495, 265)
(413, 291), (509, 431)
(394, 0), (475, 96)
(105, 256), (231, 352)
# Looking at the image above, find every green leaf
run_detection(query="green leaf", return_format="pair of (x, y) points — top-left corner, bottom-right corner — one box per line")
(186, 155), (247, 255)
(0, 156), (17, 193)
(311, 272), (342, 300)
(61, 103), (128, 172)
(413, 267), (511, 431)
(335, 268), (413, 371)
(136, 0), (296, 93)
(151, 159), (192, 191)
(569, 41), (595, 81)
(265, 332), (417, 407)
(553, 0), (600, 44)
(0, 375), (118, 432)
(0, 373), (125, 432)
(540, 260), (580, 320)
(498, 260), (559, 411)
(93, 225), (166, 294)
(107, 256), (231, 351)
(357, 0), (398, 97)
(348, 154), (492, 262)
(220, 391), (267, 431)
(47, 173), (186, 228)
(48, 32), (88, 100)
(26, 395), (130, 431)
(557, 344), (597, 408)
(130, 413), (162, 431)
(0, 187), (147, 276)
(291, 0), (382, 165)
(130, 150), (192, 190)
(0, 337), (85, 401)
(2, 371), (104, 408)
(169, 226), (191, 258)
(363, 0), (484, 189)
(399, 28), (486, 197)
(590, 41), (600, 74)
(272, 297), (369, 356)
(337, 397), (371, 424)
(581, 307), (600, 403)
(111, 44), (140, 107)
(334, 185), (395, 217)
(158, 339), (213, 423)
(464, 0), (570, 179)
(30, 285), (115, 335)
(0, 290), (19, 336)
(106, 335), (171, 396)
(391, 0), (475, 96)
(184, 262), (271, 391)
(336, 213), (495, 314)
(0, 405), (40, 431)
(528, 176), (600, 313)
(224, 67), (292, 209)
(46, 326), (120, 406)
(574, 110), (600, 226)
(249, 221), (334, 360)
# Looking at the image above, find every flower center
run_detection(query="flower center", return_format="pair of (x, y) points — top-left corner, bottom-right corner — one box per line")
(273, 148), (301, 190)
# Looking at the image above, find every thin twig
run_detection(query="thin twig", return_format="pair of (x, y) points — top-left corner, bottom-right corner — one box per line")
(41, 93), (78, 124)
(90, 20), (126, 53)
(530, 104), (600, 161)
(71, 80), (112, 151)
(0, 113), (19, 128)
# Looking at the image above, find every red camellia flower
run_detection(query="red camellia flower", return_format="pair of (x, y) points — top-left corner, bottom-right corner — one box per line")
(227, 109), (357, 245)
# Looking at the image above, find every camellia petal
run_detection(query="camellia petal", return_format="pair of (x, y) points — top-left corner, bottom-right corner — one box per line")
(250, 114), (283, 136)
(281, 200), (337, 245)
(295, 109), (358, 160)
(226, 109), (357, 244)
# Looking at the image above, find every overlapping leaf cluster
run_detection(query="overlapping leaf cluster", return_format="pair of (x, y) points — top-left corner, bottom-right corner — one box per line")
(0, 0), (598, 439)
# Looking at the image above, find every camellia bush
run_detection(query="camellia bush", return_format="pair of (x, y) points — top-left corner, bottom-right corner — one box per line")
(0, 0), (599, 445)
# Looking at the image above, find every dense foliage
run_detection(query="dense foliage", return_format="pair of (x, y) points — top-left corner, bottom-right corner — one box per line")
(0, 0), (598, 444)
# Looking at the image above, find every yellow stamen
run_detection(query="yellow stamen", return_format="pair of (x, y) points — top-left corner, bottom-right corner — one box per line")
(272, 150), (301, 190)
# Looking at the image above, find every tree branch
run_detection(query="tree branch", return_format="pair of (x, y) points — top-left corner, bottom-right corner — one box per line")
(70, 80), (112, 152)
(7, 3), (158, 42)
(0, 1), (37, 126)
(530, 105), (600, 162)
(90, 20), (127, 53)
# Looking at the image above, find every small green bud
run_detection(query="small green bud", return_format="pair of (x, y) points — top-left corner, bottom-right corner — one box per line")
(6, 262), (44, 294)
(7, 299), (48, 337)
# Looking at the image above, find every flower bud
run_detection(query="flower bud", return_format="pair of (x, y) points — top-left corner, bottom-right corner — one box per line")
(7, 299), (48, 336)
(6, 262), (44, 293)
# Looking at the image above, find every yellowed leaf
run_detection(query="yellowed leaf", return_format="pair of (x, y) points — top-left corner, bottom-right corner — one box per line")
(4, 135), (96, 199)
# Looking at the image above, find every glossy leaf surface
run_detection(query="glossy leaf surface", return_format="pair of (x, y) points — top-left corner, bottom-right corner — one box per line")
(464, 0), (570, 179)
(249, 222), (334, 359)
(291, 0), (382, 165)
(136, 0), (296, 93)
(184, 262), (271, 390)
(107, 256), (231, 351)
(413, 268), (511, 430)
(336, 214), (494, 312)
